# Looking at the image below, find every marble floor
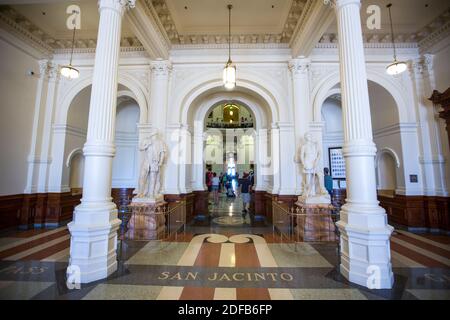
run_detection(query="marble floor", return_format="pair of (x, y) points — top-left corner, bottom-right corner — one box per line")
(0, 193), (449, 300)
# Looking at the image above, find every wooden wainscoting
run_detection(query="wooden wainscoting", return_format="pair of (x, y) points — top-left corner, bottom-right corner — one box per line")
(379, 195), (450, 232)
(253, 191), (267, 217)
(165, 193), (195, 223)
(0, 192), (82, 230)
(0, 194), (23, 230)
(193, 191), (209, 218)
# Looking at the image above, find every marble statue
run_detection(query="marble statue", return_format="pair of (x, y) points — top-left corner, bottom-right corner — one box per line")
(134, 132), (167, 203)
(295, 132), (330, 204)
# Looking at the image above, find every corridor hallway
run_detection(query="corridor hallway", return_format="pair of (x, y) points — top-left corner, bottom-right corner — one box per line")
(0, 193), (449, 300)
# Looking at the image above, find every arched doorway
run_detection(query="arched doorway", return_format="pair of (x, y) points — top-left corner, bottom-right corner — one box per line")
(56, 83), (143, 204)
(203, 101), (257, 224)
(376, 151), (399, 197)
(320, 80), (409, 192)
(67, 150), (84, 195)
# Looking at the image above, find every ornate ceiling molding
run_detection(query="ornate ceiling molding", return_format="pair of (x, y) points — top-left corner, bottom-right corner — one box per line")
(0, 5), (144, 56)
(150, 0), (308, 45)
(316, 7), (450, 52)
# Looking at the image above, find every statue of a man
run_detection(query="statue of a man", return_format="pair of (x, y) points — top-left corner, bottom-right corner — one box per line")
(136, 132), (167, 200)
(295, 132), (328, 199)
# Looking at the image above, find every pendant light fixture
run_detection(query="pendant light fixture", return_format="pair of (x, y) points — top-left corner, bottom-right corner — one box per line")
(223, 4), (236, 90)
(386, 3), (407, 75)
(61, 10), (80, 79)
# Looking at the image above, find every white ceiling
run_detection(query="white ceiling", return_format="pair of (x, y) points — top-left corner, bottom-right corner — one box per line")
(10, 0), (133, 40)
(2, 0), (449, 47)
(165, 0), (293, 35)
(327, 0), (449, 34)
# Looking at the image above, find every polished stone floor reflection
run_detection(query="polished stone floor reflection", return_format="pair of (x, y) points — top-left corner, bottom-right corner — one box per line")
(0, 193), (449, 300)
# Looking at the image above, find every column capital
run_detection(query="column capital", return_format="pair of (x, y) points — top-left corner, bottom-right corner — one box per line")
(38, 60), (50, 79)
(48, 63), (61, 82)
(421, 54), (434, 74)
(150, 59), (172, 77)
(98, 0), (136, 14)
(288, 57), (310, 76)
(333, 0), (361, 9)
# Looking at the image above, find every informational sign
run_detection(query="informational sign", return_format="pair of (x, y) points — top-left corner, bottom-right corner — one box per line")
(329, 147), (346, 180)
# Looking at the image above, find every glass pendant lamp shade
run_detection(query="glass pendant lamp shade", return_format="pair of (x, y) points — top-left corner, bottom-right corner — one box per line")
(386, 60), (407, 75)
(61, 11), (80, 79)
(223, 60), (236, 90)
(386, 4), (406, 76)
(60, 65), (80, 79)
(223, 4), (236, 90)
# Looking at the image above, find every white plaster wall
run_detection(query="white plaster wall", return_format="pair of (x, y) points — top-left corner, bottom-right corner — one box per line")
(377, 153), (397, 190)
(433, 44), (450, 92)
(0, 39), (39, 195)
(368, 81), (399, 131)
(69, 153), (84, 188)
(321, 97), (344, 170)
(112, 101), (139, 188)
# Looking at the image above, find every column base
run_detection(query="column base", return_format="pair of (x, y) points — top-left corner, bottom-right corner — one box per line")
(337, 204), (395, 289)
(67, 203), (121, 284)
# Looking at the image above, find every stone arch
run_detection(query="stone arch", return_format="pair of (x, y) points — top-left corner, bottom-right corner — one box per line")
(376, 148), (401, 193)
(66, 148), (84, 190)
(170, 70), (285, 126)
(375, 147), (401, 169)
(66, 148), (84, 168)
(184, 88), (273, 192)
(312, 69), (410, 123)
(56, 73), (148, 125)
(193, 92), (271, 130)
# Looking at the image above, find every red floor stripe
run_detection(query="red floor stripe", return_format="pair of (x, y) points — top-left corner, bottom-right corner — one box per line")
(179, 240), (222, 300)
(235, 243), (260, 267)
(393, 234), (450, 259)
(179, 287), (216, 300)
(235, 240), (271, 300)
(19, 239), (70, 261)
(236, 288), (271, 300)
(193, 242), (222, 267)
(390, 241), (448, 267)
(0, 229), (69, 259)
(418, 234), (450, 245)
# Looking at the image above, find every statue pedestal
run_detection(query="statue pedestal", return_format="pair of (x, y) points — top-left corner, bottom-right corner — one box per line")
(125, 200), (166, 240)
(297, 194), (331, 205)
(131, 194), (164, 205)
(294, 202), (337, 242)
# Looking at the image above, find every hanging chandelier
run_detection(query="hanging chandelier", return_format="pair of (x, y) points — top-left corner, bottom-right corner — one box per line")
(223, 4), (236, 90)
(386, 3), (407, 76)
(60, 10), (80, 79)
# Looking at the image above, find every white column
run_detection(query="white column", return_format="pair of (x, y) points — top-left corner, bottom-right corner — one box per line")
(277, 122), (297, 195)
(410, 55), (448, 196)
(270, 124), (281, 194)
(255, 128), (269, 191)
(289, 57), (312, 141)
(178, 124), (192, 194)
(289, 58), (313, 194)
(37, 64), (60, 193)
(149, 59), (171, 134)
(24, 60), (50, 194)
(164, 123), (183, 194)
(192, 122), (205, 191)
(334, 0), (394, 289)
(67, 0), (135, 284)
